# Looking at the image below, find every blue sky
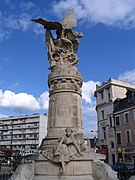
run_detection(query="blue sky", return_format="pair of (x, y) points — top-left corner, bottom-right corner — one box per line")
(0, 0), (135, 137)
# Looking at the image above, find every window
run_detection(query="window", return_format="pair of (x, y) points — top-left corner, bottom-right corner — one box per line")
(111, 141), (114, 148)
(102, 127), (106, 139)
(33, 129), (37, 132)
(116, 133), (121, 145)
(134, 93), (135, 101)
(34, 134), (37, 138)
(126, 130), (131, 144)
(108, 91), (111, 100)
(125, 113), (129, 124)
(109, 116), (112, 127)
(23, 135), (26, 138)
(101, 110), (104, 120)
(106, 87), (111, 100)
(115, 116), (120, 126)
(100, 91), (104, 99)
(34, 123), (38, 126)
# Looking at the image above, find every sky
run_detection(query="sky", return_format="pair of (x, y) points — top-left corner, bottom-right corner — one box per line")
(0, 0), (135, 138)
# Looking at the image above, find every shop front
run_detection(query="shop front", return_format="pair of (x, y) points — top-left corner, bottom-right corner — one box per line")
(123, 147), (135, 164)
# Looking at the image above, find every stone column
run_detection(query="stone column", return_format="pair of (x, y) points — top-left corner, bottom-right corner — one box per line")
(46, 66), (83, 138)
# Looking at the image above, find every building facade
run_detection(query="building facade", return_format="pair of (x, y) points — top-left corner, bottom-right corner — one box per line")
(0, 114), (47, 156)
(94, 78), (135, 165)
(114, 89), (135, 164)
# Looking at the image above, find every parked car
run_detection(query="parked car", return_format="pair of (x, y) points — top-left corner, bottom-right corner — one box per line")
(112, 163), (135, 180)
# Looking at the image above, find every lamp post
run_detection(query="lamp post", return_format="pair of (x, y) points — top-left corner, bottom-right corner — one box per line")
(117, 147), (123, 163)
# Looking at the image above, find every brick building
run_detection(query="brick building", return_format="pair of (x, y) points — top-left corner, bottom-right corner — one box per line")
(114, 89), (135, 164)
(94, 78), (135, 165)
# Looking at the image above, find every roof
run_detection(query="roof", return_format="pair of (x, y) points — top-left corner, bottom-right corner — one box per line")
(94, 78), (135, 97)
(114, 89), (135, 112)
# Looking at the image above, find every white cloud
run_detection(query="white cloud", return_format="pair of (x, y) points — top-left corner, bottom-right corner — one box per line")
(52, 0), (135, 28)
(1, 0), (135, 41)
(0, 90), (49, 113)
(0, 13), (32, 41)
(0, 2), (39, 41)
(33, 23), (45, 35)
(38, 91), (49, 110)
(18, 13), (32, 31)
(20, 2), (36, 11)
(83, 105), (97, 138)
(8, 83), (19, 88)
(118, 69), (135, 84)
(0, 79), (100, 137)
(81, 80), (99, 137)
(82, 80), (99, 104)
(4, 13), (32, 32)
(0, 113), (8, 118)
(0, 27), (10, 41)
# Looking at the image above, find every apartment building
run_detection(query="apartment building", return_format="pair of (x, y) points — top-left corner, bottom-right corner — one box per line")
(94, 78), (135, 165)
(0, 114), (47, 156)
(114, 89), (135, 164)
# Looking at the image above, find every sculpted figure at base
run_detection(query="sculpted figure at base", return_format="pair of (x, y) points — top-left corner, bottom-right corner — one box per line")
(32, 10), (83, 70)
(54, 128), (83, 173)
(40, 127), (88, 173)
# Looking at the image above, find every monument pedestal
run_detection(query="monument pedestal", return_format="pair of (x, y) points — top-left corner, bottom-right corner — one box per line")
(10, 153), (118, 180)
(34, 157), (94, 180)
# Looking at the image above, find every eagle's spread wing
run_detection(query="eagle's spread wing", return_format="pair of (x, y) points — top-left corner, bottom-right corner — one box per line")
(31, 18), (63, 38)
(62, 9), (77, 29)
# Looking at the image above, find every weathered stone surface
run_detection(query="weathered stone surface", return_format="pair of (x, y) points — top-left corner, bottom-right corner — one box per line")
(34, 175), (94, 180)
(34, 158), (93, 177)
(73, 161), (92, 175)
(9, 162), (35, 180)
(92, 160), (118, 180)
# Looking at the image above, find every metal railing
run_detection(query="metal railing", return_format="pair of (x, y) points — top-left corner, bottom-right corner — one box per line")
(0, 173), (13, 180)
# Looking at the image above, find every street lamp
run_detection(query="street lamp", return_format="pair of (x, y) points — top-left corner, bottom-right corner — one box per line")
(117, 147), (123, 163)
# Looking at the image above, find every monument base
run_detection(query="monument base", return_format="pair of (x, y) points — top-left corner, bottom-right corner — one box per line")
(34, 158), (93, 180)
(9, 153), (118, 180)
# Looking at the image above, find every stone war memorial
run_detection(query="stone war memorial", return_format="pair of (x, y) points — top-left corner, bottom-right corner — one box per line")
(10, 10), (118, 180)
